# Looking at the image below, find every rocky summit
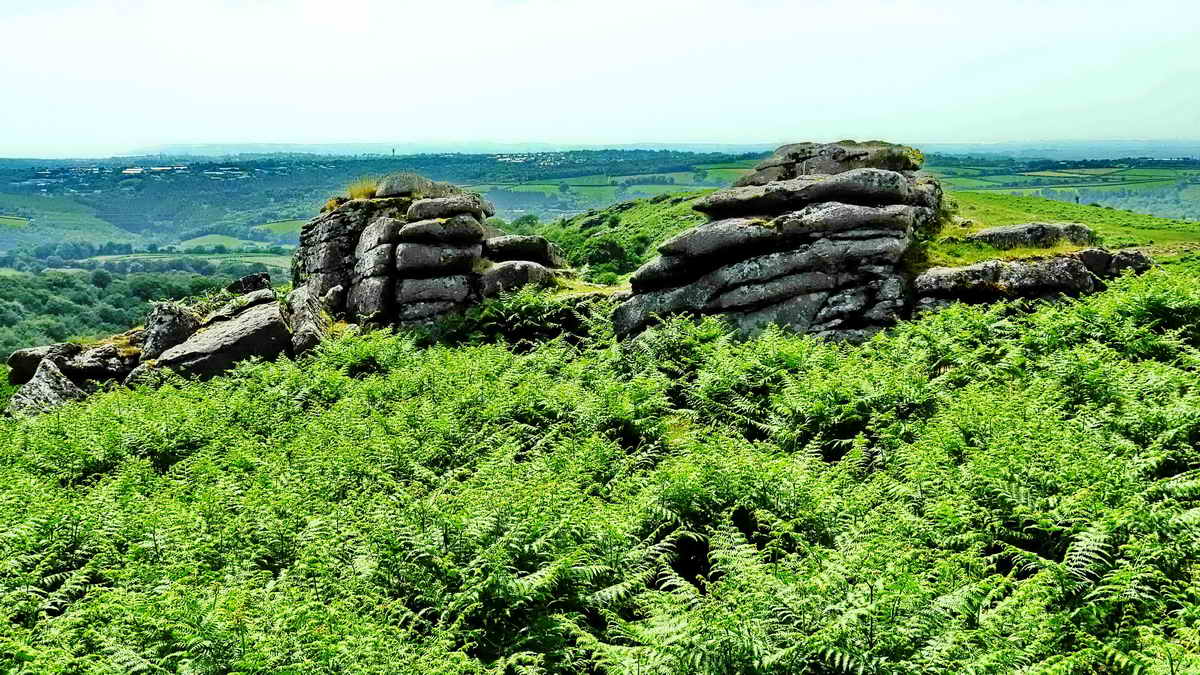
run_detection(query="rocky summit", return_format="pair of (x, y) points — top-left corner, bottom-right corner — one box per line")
(289, 175), (565, 350)
(613, 142), (944, 341)
(613, 140), (1155, 341)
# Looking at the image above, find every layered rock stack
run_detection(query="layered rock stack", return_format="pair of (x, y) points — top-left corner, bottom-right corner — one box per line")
(289, 173), (563, 349)
(613, 141), (943, 340)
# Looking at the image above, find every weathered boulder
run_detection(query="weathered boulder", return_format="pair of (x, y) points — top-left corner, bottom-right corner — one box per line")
(203, 289), (276, 326)
(61, 343), (138, 386)
(141, 302), (202, 361)
(397, 275), (474, 304)
(286, 286), (330, 357)
(735, 141), (924, 187)
(481, 261), (554, 298)
(399, 215), (485, 244)
(225, 272), (272, 294)
(914, 256), (1097, 309)
(965, 222), (1096, 250)
(156, 302), (291, 378)
(376, 172), (460, 199)
(407, 194), (496, 221)
(694, 169), (915, 219)
(483, 235), (567, 268)
(6, 359), (87, 417)
(395, 242), (482, 276)
(7, 342), (83, 385)
(347, 276), (394, 320)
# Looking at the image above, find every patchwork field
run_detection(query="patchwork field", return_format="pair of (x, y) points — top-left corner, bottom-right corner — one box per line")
(90, 251), (294, 273)
(179, 234), (273, 250)
(254, 219), (308, 235)
(0, 215), (29, 228)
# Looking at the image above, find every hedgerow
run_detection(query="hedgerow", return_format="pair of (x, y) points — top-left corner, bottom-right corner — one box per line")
(2, 272), (1199, 673)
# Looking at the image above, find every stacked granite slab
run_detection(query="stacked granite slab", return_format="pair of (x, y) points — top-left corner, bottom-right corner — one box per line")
(290, 173), (563, 337)
(612, 142), (942, 341)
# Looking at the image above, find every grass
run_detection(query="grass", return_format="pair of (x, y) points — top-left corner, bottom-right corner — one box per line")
(0, 214), (29, 228)
(3, 274), (1200, 671)
(180, 234), (269, 250)
(254, 219), (307, 235)
(0, 192), (141, 248)
(90, 252), (295, 272)
(920, 191), (1200, 268)
(347, 176), (379, 200)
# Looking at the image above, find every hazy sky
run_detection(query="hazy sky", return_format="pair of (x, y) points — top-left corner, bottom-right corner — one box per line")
(2, 0), (1198, 157)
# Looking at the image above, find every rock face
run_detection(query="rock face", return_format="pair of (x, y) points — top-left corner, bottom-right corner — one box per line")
(614, 142), (938, 340)
(964, 222), (1096, 250)
(734, 141), (925, 187)
(7, 343), (83, 385)
(291, 173), (560, 328)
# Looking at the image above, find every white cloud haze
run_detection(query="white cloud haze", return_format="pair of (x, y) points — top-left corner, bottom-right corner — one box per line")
(1, 0), (1198, 156)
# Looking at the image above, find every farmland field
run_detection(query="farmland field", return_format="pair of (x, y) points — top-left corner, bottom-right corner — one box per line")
(0, 215), (29, 228)
(91, 251), (294, 273)
(0, 192), (141, 248)
(255, 219), (307, 235)
(180, 234), (272, 250)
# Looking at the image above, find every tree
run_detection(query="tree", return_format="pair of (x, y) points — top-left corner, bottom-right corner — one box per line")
(91, 269), (113, 289)
(558, 182), (570, 194)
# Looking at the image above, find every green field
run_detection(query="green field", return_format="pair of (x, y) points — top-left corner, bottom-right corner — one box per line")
(926, 191), (1200, 268)
(0, 214), (29, 229)
(180, 234), (271, 250)
(0, 192), (141, 248)
(254, 219), (308, 235)
(91, 251), (294, 272)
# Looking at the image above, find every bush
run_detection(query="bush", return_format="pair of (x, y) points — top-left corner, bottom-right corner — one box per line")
(346, 176), (379, 201)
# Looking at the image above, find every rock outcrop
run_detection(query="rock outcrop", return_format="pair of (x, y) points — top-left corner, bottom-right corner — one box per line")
(290, 173), (561, 329)
(6, 359), (87, 417)
(4, 274), (295, 416)
(734, 141), (925, 187)
(914, 248), (1153, 311)
(613, 143), (940, 340)
(963, 222), (1096, 250)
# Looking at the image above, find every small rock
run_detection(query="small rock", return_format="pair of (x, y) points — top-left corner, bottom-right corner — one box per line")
(483, 235), (567, 267)
(481, 261), (554, 298)
(225, 273), (272, 294)
(965, 222), (1096, 250)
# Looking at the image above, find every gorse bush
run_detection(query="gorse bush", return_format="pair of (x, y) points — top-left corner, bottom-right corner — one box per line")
(2, 272), (1200, 672)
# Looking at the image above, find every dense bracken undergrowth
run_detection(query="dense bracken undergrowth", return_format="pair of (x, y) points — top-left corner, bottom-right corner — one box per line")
(3, 273), (1200, 673)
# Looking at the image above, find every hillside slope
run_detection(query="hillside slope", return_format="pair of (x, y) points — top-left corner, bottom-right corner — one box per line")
(534, 190), (1200, 280)
(2, 275), (1200, 672)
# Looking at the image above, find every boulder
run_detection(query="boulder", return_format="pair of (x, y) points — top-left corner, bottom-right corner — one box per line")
(375, 172), (459, 199)
(772, 202), (916, 237)
(225, 272), (272, 294)
(6, 359), (87, 417)
(657, 218), (781, 259)
(286, 286), (330, 357)
(156, 302), (292, 378)
(396, 275), (474, 304)
(396, 301), (461, 323)
(355, 217), (404, 254)
(352, 243), (396, 281)
(141, 303), (201, 361)
(965, 222), (1096, 250)
(630, 254), (696, 292)
(694, 169), (914, 219)
(7, 342), (83, 385)
(61, 343), (138, 386)
(914, 256), (1096, 306)
(347, 276), (394, 321)
(1108, 249), (1154, 276)
(395, 242), (481, 276)
(398, 215), (486, 244)
(735, 141), (924, 187)
(482, 235), (567, 268)
(407, 193), (496, 221)
(202, 289), (277, 326)
(481, 261), (554, 298)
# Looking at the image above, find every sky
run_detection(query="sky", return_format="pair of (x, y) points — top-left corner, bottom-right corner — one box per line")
(1, 0), (1198, 158)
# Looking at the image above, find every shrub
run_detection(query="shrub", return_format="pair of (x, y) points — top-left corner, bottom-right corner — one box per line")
(346, 176), (379, 201)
